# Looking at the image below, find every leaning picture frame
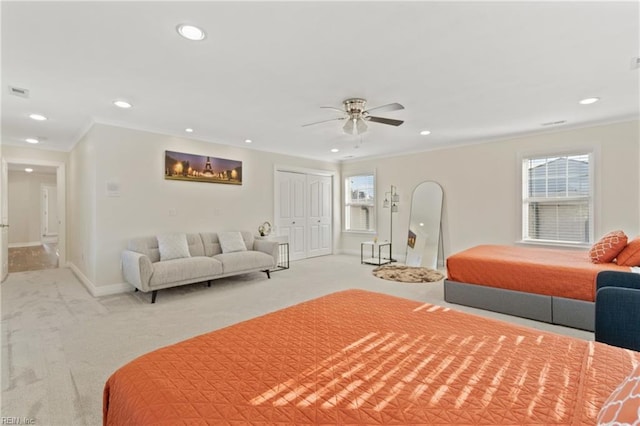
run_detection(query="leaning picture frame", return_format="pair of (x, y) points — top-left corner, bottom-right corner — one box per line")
(164, 150), (242, 185)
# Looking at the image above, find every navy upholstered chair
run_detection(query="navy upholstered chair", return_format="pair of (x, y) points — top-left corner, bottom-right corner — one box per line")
(595, 270), (640, 351)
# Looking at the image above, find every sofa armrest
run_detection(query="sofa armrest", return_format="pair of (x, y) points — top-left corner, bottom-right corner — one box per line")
(595, 284), (640, 351)
(122, 250), (153, 291)
(596, 270), (640, 291)
(253, 240), (279, 263)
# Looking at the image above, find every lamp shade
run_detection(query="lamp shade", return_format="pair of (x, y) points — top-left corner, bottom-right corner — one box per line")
(356, 118), (368, 134)
(343, 119), (355, 135)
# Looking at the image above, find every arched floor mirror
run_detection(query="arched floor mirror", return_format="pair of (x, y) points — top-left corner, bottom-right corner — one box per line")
(405, 181), (444, 269)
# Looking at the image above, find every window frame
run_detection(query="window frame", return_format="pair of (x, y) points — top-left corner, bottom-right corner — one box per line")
(520, 150), (594, 247)
(343, 172), (377, 234)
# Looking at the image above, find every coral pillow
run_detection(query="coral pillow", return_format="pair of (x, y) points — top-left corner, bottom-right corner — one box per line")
(590, 230), (628, 264)
(617, 237), (640, 267)
(597, 363), (640, 425)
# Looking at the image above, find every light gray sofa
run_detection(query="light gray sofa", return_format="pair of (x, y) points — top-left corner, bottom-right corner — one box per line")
(122, 231), (278, 303)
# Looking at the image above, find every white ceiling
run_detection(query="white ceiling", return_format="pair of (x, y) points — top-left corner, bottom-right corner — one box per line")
(2, 1), (639, 163)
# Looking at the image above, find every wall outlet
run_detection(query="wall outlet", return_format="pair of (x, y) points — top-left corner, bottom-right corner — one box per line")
(213, 209), (221, 216)
(169, 208), (177, 216)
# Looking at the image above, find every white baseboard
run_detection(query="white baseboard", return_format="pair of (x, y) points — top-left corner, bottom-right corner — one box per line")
(8, 241), (42, 248)
(67, 261), (132, 297)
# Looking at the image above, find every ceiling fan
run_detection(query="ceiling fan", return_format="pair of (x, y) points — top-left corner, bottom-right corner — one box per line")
(302, 98), (404, 135)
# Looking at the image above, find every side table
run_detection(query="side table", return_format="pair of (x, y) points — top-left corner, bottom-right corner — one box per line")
(256, 235), (290, 271)
(361, 241), (392, 265)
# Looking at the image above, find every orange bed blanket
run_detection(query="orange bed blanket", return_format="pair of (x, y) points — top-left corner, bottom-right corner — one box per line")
(446, 244), (630, 302)
(103, 290), (638, 425)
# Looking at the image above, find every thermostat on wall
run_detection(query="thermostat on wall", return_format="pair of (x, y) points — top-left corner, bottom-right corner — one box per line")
(106, 181), (121, 197)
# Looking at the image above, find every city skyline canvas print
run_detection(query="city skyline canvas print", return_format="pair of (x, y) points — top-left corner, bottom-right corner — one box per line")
(165, 150), (243, 185)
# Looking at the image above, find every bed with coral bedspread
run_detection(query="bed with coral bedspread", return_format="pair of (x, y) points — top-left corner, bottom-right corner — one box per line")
(445, 245), (630, 331)
(103, 289), (638, 425)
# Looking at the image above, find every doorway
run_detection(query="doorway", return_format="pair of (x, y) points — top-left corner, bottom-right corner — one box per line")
(3, 159), (66, 274)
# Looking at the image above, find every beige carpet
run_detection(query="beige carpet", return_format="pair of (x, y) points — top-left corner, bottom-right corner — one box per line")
(373, 264), (445, 283)
(0, 255), (592, 425)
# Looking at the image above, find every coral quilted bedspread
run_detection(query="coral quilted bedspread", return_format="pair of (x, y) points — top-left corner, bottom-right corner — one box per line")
(103, 290), (638, 425)
(447, 245), (630, 301)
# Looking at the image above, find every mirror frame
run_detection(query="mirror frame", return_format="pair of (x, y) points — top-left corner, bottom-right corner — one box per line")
(405, 181), (444, 269)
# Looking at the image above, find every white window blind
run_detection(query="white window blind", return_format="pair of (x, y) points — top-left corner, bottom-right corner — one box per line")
(522, 153), (592, 244)
(345, 174), (375, 232)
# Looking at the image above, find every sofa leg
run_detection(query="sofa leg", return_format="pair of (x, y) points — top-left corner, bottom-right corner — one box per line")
(207, 281), (211, 287)
(264, 270), (271, 279)
(151, 290), (158, 304)
(134, 288), (139, 292)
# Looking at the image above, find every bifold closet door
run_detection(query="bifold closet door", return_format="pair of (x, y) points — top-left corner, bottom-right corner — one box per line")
(276, 171), (307, 261)
(307, 175), (332, 257)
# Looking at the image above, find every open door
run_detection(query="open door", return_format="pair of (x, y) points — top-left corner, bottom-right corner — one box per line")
(1, 157), (9, 282)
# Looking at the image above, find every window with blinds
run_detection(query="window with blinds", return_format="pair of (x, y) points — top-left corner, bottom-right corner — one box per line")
(522, 153), (592, 244)
(345, 174), (375, 232)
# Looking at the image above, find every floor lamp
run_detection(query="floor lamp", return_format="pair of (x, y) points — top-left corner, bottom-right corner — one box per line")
(383, 185), (399, 262)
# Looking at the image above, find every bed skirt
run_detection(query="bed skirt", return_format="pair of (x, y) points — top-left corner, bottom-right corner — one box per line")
(444, 279), (594, 331)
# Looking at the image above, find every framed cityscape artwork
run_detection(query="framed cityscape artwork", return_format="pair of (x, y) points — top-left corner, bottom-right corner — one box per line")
(164, 150), (242, 185)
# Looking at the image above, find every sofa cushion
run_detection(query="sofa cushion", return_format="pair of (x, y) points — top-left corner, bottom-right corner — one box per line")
(218, 231), (247, 253)
(150, 257), (223, 287)
(201, 231), (255, 256)
(214, 251), (275, 274)
(128, 236), (162, 263)
(157, 233), (191, 261)
(129, 233), (205, 262)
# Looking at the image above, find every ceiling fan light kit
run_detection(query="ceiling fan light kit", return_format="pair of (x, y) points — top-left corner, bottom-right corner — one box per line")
(303, 98), (405, 135)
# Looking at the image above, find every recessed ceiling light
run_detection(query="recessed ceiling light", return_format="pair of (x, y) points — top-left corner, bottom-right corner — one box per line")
(113, 100), (132, 109)
(420, 130), (431, 136)
(24, 168), (33, 173)
(25, 138), (39, 144)
(185, 128), (194, 133)
(245, 139), (252, 144)
(579, 97), (600, 105)
(330, 148), (339, 153)
(29, 113), (47, 121)
(419, 222), (425, 227)
(176, 24), (206, 41)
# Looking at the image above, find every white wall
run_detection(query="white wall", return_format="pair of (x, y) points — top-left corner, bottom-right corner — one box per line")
(340, 120), (640, 259)
(70, 123), (340, 288)
(7, 170), (56, 245)
(68, 135), (97, 284)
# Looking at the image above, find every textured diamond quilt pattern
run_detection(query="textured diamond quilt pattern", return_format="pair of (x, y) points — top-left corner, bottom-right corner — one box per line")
(103, 290), (639, 425)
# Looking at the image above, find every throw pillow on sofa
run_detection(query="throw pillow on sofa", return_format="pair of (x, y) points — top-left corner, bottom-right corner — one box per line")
(218, 231), (247, 253)
(157, 233), (191, 261)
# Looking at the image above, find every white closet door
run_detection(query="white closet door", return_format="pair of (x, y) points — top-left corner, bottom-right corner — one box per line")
(307, 175), (332, 257)
(276, 171), (307, 261)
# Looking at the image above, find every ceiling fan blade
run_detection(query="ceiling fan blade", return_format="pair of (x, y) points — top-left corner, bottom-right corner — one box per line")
(366, 116), (404, 126)
(364, 102), (404, 114)
(320, 106), (346, 113)
(302, 117), (346, 127)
